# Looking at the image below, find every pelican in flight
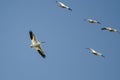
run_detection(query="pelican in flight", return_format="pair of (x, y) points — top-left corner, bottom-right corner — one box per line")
(29, 31), (46, 58)
(101, 27), (120, 33)
(56, 1), (72, 11)
(85, 19), (101, 24)
(86, 48), (105, 58)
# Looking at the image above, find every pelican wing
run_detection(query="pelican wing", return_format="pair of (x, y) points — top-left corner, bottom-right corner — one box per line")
(87, 48), (96, 53)
(58, 1), (67, 7)
(59, 2), (65, 6)
(29, 31), (37, 43)
(36, 46), (46, 58)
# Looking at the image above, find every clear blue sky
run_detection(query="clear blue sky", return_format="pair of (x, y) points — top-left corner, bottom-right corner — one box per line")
(0, 0), (120, 80)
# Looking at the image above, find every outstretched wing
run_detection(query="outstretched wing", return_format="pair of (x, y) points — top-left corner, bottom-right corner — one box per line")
(29, 31), (37, 43)
(87, 48), (96, 53)
(36, 46), (46, 58)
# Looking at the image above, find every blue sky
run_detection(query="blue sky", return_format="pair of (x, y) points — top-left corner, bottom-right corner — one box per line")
(0, 0), (120, 80)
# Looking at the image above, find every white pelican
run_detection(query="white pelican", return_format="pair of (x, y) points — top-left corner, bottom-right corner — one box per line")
(85, 19), (101, 24)
(101, 27), (120, 33)
(86, 48), (105, 58)
(29, 31), (46, 58)
(56, 1), (72, 11)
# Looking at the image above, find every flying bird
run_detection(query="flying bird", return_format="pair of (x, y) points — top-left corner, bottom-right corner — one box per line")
(86, 48), (105, 58)
(29, 31), (46, 58)
(85, 19), (101, 24)
(56, 1), (72, 11)
(101, 27), (120, 33)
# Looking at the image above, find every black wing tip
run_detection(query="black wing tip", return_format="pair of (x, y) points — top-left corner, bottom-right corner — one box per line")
(29, 30), (33, 35)
(37, 50), (46, 58)
(40, 54), (46, 58)
(101, 55), (105, 58)
(29, 30), (32, 33)
(68, 8), (72, 11)
(41, 54), (46, 58)
(42, 55), (46, 58)
(101, 28), (106, 30)
(29, 30), (33, 40)
(97, 22), (101, 24)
